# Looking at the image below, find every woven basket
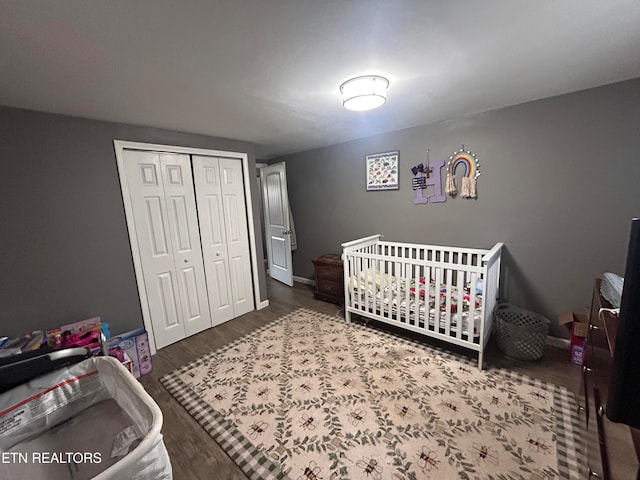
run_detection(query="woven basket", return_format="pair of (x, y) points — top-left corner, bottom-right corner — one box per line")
(494, 303), (550, 361)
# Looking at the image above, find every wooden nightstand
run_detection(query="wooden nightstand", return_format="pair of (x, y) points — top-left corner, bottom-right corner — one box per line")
(312, 254), (344, 305)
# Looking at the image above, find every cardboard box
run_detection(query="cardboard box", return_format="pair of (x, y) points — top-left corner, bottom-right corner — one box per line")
(105, 328), (153, 378)
(46, 316), (103, 349)
(559, 312), (589, 365)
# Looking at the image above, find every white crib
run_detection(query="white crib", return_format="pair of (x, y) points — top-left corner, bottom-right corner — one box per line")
(342, 235), (503, 369)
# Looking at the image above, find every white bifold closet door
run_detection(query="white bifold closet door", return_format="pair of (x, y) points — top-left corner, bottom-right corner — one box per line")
(192, 155), (254, 324)
(123, 151), (212, 348)
(123, 150), (254, 350)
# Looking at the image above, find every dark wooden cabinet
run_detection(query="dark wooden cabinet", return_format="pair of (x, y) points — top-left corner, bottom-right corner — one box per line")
(312, 254), (344, 305)
(582, 279), (640, 479)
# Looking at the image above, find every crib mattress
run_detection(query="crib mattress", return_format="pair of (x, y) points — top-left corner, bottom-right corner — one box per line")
(352, 298), (480, 337)
(349, 273), (483, 337)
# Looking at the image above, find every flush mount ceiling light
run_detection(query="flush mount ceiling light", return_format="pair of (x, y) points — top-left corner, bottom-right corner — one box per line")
(340, 75), (389, 111)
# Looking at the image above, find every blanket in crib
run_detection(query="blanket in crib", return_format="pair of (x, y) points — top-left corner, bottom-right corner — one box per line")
(349, 270), (484, 337)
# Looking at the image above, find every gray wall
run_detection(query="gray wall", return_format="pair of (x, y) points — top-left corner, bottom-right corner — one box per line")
(274, 78), (640, 337)
(0, 106), (267, 338)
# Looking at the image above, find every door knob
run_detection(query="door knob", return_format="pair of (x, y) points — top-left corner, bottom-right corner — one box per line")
(216, 252), (220, 257)
(184, 259), (188, 263)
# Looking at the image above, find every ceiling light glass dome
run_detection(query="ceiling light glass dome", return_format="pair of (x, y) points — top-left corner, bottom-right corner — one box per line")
(340, 75), (389, 111)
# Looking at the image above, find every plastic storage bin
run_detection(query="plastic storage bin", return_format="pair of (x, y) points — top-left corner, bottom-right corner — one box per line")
(0, 356), (172, 479)
(494, 303), (550, 361)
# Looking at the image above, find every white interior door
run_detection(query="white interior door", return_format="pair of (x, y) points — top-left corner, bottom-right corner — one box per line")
(123, 151), (183, 348)
(193, 155), (254, 321)
(192, 155), (235, 325)
(260, 162), (293, 286)
(159, 153), (213, 337)
(122, 150), (212, 348)
(219, 157), (255, 316)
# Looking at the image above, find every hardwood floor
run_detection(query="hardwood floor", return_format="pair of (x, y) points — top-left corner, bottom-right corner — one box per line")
(140, 278), (582, 479)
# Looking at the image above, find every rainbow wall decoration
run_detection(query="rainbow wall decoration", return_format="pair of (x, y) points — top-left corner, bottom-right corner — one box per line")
(446, 146), (481, 198)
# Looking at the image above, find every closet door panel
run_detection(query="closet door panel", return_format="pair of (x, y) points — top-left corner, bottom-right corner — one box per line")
(230, 254), (251, 305)
(225, 194), (241, 242)
(211, 259), (232, 310)
(219, 157), (254, 316)
(157, 272), (181, 329)
(192, 155), (234, 325)
(205, 194), (225, 246)
(145, 197), (169, 257)
(122, 151), (185, 348)
(169, 196), (193, 252)
(180, 266), (204, 319)
(159, 153), (212, 337)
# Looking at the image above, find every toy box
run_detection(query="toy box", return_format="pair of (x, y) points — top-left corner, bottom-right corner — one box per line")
(46, 316), (103, 350)
(105, 328), (152, 378)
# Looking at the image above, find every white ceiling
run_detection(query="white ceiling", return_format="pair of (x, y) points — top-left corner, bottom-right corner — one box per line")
(2, 1), (640, 160)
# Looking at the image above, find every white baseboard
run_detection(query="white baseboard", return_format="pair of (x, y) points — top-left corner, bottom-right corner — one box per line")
(293, 275), (315, 286)
(546, 335), (570, 349)
(265, 271), (315, 287)
(257, 299), (269, 310)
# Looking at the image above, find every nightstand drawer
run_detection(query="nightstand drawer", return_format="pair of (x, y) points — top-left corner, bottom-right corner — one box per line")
(316, 265), (343, 282)
(317, 277), (342, 296)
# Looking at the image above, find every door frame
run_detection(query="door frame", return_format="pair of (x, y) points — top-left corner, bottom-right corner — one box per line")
(114, 140), (267, 354)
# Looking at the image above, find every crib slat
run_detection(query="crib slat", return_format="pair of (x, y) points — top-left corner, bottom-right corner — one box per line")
(377, 254), (382, 316)
(362, 255), (368, 314)
(456, 268), (465, 340)
(434, 268), (442, 333)
(350, 256), (356, 314)
(352, 255), (357, 310)
(417, 263), (423, 328)
(411, 261), (417, 326)
(469, 271), (478, 340)
(395, 259), (402, 323)
(379, 258), (385, 318)
(413, 259), (420, 327)
(376, 257), (382, 317)
(421, 263), (427, 330)
(440, 269), (444, 336)
(408, 249), (413, 320)
(352, 253), (357, 312)
(406, 247), (412, 324)
(383, 258), (389, 319)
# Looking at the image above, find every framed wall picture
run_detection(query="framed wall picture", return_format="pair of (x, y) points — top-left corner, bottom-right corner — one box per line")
(366, 151), (399, 191)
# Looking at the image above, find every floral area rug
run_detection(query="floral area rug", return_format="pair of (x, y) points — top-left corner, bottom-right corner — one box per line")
(160, 308), (582, 480)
